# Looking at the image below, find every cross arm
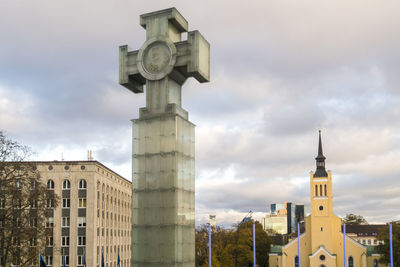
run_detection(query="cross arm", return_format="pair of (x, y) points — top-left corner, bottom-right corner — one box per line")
(119, 45), (145, 93)
(174, 31), (210, 83)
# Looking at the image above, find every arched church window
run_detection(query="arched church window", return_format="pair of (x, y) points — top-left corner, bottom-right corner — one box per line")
(315, 185), (318, 196)
(324, 184), (327, 196)
(320, 184), (323, 196)
(348, 256), (354, 267)
(373, 259), (378, 267)
(294, 256), (299, 267)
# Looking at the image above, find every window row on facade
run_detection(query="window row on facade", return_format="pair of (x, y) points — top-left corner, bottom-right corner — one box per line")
(292, 255), (378, 267)
(47, 179), (87, 190)
(315, 184), (327, 197)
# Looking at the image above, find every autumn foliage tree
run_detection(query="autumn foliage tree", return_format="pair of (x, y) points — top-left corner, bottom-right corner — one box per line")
(195, 220), (271, 267)
(0, 131), (59, 266)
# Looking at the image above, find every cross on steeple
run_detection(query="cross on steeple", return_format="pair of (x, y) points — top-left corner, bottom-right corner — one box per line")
(314, 129), (328, 177)
(119, 8), (210, 119)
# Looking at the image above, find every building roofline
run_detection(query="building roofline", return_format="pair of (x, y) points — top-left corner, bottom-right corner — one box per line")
(3, 160), (131, 184)
(283, 233), (306, 249)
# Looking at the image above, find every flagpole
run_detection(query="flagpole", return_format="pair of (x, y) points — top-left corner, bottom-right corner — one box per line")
(253, 222), (256, 267)
(343, 224), (347, 267)
(297, 223), (301, 267)
(390, 223), (393, 267)
(208, 223), (212, 267)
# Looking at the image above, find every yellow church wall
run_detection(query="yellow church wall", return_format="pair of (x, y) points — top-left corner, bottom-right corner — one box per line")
(269, 254), (281, 267)
(309, 246), (337, 267)
(366, 255), (384, 267)
(338, 236), (368, 267)
(281, 231), (310, 267)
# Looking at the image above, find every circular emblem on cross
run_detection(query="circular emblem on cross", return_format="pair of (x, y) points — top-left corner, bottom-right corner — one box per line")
(137, 37), (177, 81)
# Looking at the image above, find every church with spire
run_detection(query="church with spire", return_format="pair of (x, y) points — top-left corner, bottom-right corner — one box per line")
(268, 131), (383, 267)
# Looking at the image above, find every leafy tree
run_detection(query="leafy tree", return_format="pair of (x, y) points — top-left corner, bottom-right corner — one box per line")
(195, 220), (271, 267)
(377, 222), (400, 266)
(342, 213), (367, 225)
(0, 131), (59, 266)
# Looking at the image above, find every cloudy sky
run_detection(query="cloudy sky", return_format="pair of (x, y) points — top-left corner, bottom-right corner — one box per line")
(1, 0), (400, 227)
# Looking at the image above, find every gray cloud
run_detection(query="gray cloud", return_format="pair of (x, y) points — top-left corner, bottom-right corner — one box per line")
(1, 0), (400, 226)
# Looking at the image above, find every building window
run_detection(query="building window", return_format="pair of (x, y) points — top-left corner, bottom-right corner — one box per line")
(78, 236), (86, 246)
(46, 217), (54, 228)
(79, 198), (87, 208)
(47, 179), (54, 189)
(30, 237), (37, 246)
(294, 256), (299, 267)
(319, 205), (324, 211)
(78, 217), (86, 227)
(29, 199), (38, 208)
(319, 255), (325, 261)
(46, 198), (55, 208)
(30, 218), (38, 227)
(373, 259), (378, 267)
(368, 239), (371, 245)
(324, 184), (327, 196)
(348, 256), (354, 267)
(46, 256), (53, 266)
(12, 255), (21, 266)
(62, 217), (70, 227)
(79, 179), (87, 189)
(47, 236), (53, 247)
(61, 236), (70, 246)
(320, 184), (323, 196)
(63, 179), (71, 189)
(78, 255), (85, 266)
(315, 185), (318, 196)
(62, 198), (70, 208)
(61, 255), (69, 266)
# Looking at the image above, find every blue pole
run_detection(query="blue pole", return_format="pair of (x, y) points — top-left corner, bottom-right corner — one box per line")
(297, 223), (301, 267)
(343, 224), (347, 267)
(208, 223), (211, 267)
(253, 222), (256, 267)
(390, 223), (393, 267)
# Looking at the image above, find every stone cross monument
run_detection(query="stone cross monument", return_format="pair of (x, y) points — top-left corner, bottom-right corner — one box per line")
(119, 8), (210, 267)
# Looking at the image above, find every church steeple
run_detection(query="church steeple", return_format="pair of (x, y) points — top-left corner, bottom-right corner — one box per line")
(314, 130), (328, 177)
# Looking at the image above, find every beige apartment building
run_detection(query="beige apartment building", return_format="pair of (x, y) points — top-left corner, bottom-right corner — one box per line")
(35, 160), (131, 267)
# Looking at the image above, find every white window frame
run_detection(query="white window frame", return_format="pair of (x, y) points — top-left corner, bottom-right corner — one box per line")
(63, 179), (71, 190)
(62, 217), (70, 227)
(78, 236), (86, 246)
(47, 179), (54, 189)
(78, 217), (86, 227)
(61, 255), (69, 266)
(62, 198), (70, 208)
(78, 198), (87, 208)
(45, 217), (54, 228)
(79, 179), (87, 189)
(47, 236), (53, 247)
(77, 255), (85, 266)
(61, 236), (70, 246)
(46, 255), (53, 266)
(46, 198), (54, 208)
